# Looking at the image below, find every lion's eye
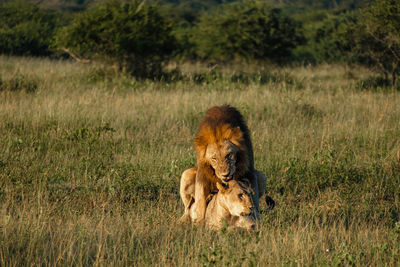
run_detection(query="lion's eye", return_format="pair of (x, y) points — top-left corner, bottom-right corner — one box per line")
(227, 153), (234, 160)
(211, 157), (217, 162)
(238, 193), (243, 200)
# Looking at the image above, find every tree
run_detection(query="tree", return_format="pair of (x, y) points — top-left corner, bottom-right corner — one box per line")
(191, 0), (305, 63)
(0, 1), (63, 56)
(54, 0), (177, 78)
(310, 12), (356, 63)
(352, 0), (400, 85)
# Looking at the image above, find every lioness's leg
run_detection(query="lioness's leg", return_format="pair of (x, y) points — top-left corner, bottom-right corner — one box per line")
(191, 168), (210, 224)
(179, 168), (197, 223)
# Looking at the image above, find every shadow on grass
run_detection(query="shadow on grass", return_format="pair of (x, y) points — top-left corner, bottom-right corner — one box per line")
(0, 74), (38, 93)
(78, 67), (303, 89)
(356, 75), (399, 92)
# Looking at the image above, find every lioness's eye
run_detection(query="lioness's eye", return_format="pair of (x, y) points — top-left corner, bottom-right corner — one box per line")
(238, 193), (243, 200)
(211, 157), (217, 162)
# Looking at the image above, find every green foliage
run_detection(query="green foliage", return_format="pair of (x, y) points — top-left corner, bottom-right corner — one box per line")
(262, 0), (370, 10)
(0, 1), (63, 56)
(291, 9), (358, 64)
(191, 0), (305, 63)
(309, 12), (355, 63)
(54, 0), (177, 78)
(0, 0), (379, 65)
(350, 0), (400, 85)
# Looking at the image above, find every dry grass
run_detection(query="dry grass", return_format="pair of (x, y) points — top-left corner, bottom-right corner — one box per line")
(0, 55), (399, 266)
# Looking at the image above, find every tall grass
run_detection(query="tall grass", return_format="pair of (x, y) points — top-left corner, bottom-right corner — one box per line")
(0, 56), (399, 266)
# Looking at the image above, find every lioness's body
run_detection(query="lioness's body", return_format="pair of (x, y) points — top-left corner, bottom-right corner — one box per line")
(192, 105), (260, 223)
(179, 167), (265, 230)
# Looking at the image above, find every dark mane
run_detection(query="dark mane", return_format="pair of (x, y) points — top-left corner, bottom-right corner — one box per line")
(194, 105), (255, 181)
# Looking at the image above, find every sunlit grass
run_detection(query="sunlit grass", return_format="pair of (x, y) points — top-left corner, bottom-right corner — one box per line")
(0, 56), (399, 266)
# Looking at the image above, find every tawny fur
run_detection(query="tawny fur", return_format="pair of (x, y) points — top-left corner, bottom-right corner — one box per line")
(191, 105), (260, 223)
(179, 168), (258, 230)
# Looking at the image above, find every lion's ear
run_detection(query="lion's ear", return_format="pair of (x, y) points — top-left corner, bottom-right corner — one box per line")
(230, 126), (243, 146)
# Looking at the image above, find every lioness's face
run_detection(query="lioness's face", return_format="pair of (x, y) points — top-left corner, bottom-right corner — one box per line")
(223, 180), (254, 217)
(206, 141), (238, 182)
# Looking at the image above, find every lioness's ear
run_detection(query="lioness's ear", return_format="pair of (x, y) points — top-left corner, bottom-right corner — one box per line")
(216, 182), (228, 193)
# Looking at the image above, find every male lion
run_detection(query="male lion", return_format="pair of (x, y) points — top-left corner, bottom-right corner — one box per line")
(179, 168), (258, 230)
(189, 105), (261, 223)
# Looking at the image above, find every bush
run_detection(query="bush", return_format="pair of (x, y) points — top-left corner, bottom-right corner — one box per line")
(310, 12), (356, 63)
(54, 0), (177, 78)
(0, 1), (63, 56)
(191, 0), (305, 63)
(351, 0), (400, 86)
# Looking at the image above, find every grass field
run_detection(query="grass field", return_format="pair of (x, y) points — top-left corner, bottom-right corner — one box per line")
(0, 56), (399, 266)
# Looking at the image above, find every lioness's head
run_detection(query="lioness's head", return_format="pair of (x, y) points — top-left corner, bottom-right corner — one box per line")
(216, 180), (254, 217)
(206, 140), (238, 182)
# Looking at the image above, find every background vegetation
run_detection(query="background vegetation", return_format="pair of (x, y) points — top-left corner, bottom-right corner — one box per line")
(0, 1), (64, 56)
(190, 2), (305, 63)
(53, 0), (177, 78)
(0, 0), (399, 265)
(2, 0), (398, 83)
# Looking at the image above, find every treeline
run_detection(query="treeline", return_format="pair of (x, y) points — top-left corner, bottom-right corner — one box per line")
(0, 0), (399, 83)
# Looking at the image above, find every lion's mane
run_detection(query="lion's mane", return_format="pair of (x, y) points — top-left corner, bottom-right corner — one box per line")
(194, 105), (255, 187)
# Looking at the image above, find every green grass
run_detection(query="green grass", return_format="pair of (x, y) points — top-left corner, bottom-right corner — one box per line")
(0, 55), (399, 266)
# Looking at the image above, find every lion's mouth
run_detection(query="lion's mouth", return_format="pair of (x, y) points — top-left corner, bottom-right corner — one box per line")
(222, 175), (233, 182)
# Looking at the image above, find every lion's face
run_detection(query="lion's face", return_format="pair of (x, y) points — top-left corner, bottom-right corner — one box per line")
(206, 140), (238, 182)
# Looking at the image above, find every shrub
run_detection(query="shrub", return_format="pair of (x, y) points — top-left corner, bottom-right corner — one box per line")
(349, 0), (400, 86)
(0, 1), (63, 56)
(310, 12), (356, 63)
(191, 0), (305, 63)
(54, 0), (177, 78)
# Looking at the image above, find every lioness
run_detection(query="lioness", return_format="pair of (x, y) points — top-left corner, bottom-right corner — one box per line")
(179, 167), (267, 224)
(179, 168), (258, 230)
